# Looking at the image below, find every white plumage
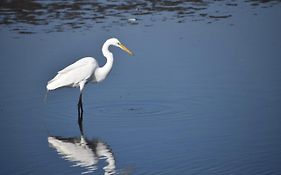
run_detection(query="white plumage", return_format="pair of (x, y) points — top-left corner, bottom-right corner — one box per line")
(46, 38), (133, 119)
(47, 57), (98, 91)
(47, 38), (132, 92)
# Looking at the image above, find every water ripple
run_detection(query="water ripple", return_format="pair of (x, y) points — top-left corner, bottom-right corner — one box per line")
(0, 0), (280, 34)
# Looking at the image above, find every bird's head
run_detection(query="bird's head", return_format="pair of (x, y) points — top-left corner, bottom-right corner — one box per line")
(109, 38), (133, 56)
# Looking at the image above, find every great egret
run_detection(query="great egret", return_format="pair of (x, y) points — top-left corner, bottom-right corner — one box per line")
(46, 38), (133, 124)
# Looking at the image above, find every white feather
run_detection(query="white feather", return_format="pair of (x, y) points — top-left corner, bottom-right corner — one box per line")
(47, 57), (98, 90)
(46, 37), (132, 97)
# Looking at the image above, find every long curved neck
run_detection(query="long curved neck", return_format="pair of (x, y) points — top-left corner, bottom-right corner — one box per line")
(95, 41), (114, 82)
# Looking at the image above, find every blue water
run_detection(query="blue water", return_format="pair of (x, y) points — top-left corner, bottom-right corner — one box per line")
(0, 1), (281, 174)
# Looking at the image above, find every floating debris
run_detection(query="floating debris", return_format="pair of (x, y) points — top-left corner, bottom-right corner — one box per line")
(128, 18), (137, 24)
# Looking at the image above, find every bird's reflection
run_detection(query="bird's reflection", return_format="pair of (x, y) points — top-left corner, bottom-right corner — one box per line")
(48, 117), (116, 174)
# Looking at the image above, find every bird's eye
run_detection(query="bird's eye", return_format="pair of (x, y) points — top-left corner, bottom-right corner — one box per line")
(117, 42), (121, 45)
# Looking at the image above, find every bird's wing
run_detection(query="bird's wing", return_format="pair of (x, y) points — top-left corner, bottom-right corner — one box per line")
(58, 57), (98, 74)
(47, 57), (99, 90)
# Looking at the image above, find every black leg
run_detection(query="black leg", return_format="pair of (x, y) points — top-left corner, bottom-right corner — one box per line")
(78, 115), (84, 135)
(77, 93), (84, 135)
(77, 93), (84, 119)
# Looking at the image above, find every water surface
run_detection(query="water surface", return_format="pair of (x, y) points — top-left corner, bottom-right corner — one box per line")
(0, 0), (281, 174)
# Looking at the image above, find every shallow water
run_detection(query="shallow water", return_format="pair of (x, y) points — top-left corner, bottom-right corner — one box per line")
(1, 0), (281, 174)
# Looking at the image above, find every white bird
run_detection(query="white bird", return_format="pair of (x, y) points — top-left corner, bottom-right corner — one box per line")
(46, 38), (133, 123)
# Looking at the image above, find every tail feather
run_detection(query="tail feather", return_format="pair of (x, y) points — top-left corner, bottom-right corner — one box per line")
(46, 82), (56, 90)
(46, 74), (60, 90)
(46, 74), (68, 90)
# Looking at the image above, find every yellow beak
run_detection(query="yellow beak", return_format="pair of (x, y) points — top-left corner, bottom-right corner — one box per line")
(119, 43), (133, 56)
